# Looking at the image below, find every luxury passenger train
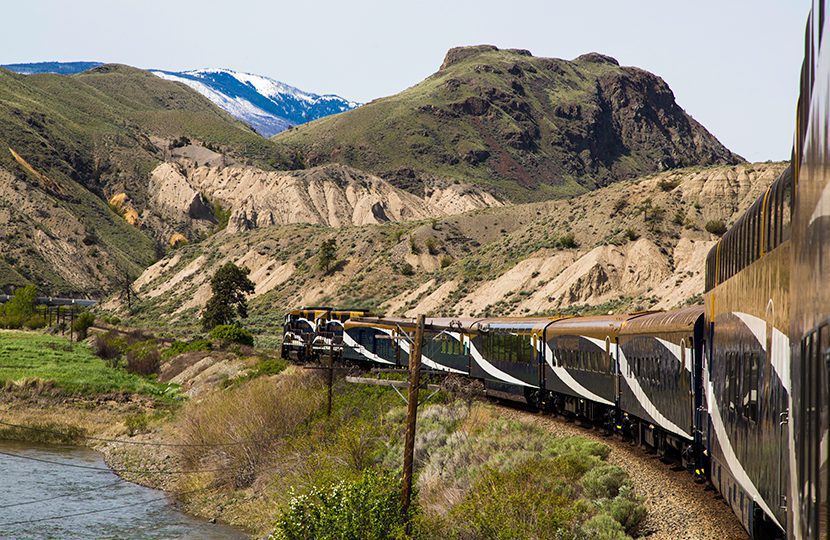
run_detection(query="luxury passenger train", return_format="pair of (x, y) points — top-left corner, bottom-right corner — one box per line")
(281, 3), (830, 538)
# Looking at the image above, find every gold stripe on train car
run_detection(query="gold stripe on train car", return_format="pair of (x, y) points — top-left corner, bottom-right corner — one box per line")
(760, 185), (772, 256)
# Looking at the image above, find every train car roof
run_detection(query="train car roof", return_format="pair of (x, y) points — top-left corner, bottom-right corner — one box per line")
(345, 316), (411, 331)
(618, 306), (704, 336)
(546, 313), (647, 338)
(470, 317), (564, 333)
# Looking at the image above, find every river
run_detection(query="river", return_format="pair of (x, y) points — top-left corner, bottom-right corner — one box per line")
(0, 441), (246, 539)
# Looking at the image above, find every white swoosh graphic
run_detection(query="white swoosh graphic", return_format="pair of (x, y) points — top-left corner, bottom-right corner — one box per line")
(655, 337), (693, 372)
(380, 328), (465, 374)
(536, 339), (613, 406)
(342, 331), (395, 365)
(459, 332), (535, 388)
(601, 335), (692, 440)
(704, 366), (782, 530)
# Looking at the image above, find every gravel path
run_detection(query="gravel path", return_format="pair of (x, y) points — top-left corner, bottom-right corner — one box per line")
(495, 406), (748, 540)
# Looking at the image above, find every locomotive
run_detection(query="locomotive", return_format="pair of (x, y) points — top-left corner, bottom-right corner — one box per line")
(282, 3), (830, 538)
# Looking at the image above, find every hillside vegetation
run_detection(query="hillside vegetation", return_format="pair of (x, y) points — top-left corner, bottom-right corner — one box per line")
(274, 46), (740, 202)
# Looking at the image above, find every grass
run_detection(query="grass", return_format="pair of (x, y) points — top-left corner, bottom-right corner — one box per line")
(0, 330), (177, 398)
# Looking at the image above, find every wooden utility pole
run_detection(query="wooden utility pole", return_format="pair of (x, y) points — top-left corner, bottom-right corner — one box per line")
(327, 340), (334, 417)
(401, 314), (425, 524)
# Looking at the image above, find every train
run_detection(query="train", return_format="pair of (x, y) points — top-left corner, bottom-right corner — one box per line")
(281, 3), (830, 538)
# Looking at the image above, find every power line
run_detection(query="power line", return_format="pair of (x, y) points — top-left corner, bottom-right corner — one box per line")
(0, 420), (248, 447)
(0, 480), (124, 509)
(0, 486), (211, 527)
(0, 450), (226, 475)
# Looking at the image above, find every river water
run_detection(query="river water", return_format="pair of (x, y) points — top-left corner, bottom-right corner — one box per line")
(0, 441), (246, 539)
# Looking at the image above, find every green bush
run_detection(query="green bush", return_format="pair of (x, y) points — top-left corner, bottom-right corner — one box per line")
(705, 219), (727, 236)
(124, 413), (150, 436)
(125, 340), (161, 375)
(601, 485), (646, 535)
(271, 469), (409, 540)
(579, 513), (628, 540)
(439, 255), (453, 269)
(92, 331), (126, 366)
(581, 463), (629, 499)
(23, 315), (48, 330)
(399, 262), (415, 276)
(558, 233), (579, 249)
(164, 338), (212, 359)
(72, 311), (96, 340)
(210, 324), (254, 347)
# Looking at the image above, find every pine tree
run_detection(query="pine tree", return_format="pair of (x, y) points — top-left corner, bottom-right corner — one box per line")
(201, 263), (255, 330)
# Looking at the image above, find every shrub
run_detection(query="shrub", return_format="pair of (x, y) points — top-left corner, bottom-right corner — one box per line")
(271, 469), (409, 540)
(558, 233), (579, 249)
(399, 262), (415, 276)
(164, 338), (212, 359)
(125, 340), (161, 375)
(72, 312), (95, 340)
(581, 463), (629, 499)
(124, 413), (150, 436)
(409, 237), (420, 254)
(179, 369), (324, 488)
(425, 237), (439, 255)
(579, 513), (628, 540)
(209, 324), (254, 347)
(23, 315), (48, 330)
(705, 219), (727, 236)
(439, 255), (453, 269)
(92, 331), (125, 365)
(601, 484), (646, 535)
(624, 228), (640, 241)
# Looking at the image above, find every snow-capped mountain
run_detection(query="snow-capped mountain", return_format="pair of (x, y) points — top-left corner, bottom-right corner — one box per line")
(151, 69), (359, 137)
(1, 62), (358, 137)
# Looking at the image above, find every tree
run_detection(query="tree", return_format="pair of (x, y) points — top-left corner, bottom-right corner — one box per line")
(318, 239), (337, 274)
(3, 285), (37, 320)
(202, 263), (255, 331)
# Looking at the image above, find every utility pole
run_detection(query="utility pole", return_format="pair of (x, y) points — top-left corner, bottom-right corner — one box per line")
(401, 313), (425, 525)
(327, 339), (334, 417)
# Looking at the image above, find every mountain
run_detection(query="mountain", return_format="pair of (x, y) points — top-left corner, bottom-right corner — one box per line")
(273, 46), (742, 202)
(0, 64), (291, 295)
(151, 69), (359, 137)
(1, 62), (359, 137)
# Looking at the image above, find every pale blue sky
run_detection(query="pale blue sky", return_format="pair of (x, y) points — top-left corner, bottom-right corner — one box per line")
(1, 0), (809, 162)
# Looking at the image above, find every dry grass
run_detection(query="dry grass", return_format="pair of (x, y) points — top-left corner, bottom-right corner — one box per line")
(177, 366), (325, 488)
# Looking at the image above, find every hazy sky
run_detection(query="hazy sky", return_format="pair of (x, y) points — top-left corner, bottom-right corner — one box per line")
(1, 1), (809, 162)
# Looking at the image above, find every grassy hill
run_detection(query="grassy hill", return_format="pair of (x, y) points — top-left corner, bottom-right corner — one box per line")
(0, 65), (294, 294)
(274, 46), (741, 202)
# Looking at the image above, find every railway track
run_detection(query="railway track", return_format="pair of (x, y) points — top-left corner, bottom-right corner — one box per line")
(492, 405), (748, 540)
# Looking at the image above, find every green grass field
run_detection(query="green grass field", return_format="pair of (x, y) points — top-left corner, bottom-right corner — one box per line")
(0, 330), (175, 398)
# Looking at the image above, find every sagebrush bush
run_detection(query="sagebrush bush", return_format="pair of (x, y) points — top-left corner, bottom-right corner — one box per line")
(601, 484), (646, 535)
(92, 331), (125, 364)
(581, 463), (630, 499)
(125, 340), (161, 375)
(23, 315), (48, 330)
(178, 368), (324, 488)
(705, 219), (727, 236)
(209, 324), (254, 347)
(164, 338), (212, 359)
(271, 468), (409, 540)
(579, 513), (629, 540)
(72, 311), (95, 340)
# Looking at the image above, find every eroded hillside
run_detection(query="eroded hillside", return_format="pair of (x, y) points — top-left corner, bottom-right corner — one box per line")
(120, 162), (784, 331)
